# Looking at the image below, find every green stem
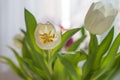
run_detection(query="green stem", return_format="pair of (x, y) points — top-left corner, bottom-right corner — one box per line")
(48, 50), (53, 75)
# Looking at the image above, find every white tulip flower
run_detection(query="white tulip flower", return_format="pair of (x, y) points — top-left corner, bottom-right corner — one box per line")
(35, 22), (61, 50)
(84, 1), (117, 34)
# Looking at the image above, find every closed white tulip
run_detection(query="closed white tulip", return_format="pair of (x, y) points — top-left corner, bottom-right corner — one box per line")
(84, 1), (117, 34)
(35, 22), (61, 50)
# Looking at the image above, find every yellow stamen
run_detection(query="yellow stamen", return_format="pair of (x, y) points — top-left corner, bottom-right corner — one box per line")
(39, 31), (55, 44)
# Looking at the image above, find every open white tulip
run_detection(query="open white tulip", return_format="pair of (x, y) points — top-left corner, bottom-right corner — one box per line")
(35, 22), (61, 50)
(84, 1), (117, 34)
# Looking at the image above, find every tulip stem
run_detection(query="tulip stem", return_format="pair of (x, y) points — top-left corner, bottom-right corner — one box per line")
(48, 50), (53, 75)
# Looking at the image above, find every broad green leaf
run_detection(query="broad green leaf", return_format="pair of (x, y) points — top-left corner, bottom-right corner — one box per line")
(58, 54), (79, 80)
(82, 34), (98, 79)
(29, 66), (47, 80)
(23, 59), (47, 80)
(52, 58), (69, 80)
(8, 47), (23, 67)
(12, 47), (48, 80)
(22, 35), (33, 59)
(75, 66), (82, 80)
(21, 59), (39, 80)
(25, 9), (37, 43)
(101, 33), (120, 68)
(20, 29), (32, 58)
(83, 28), (114, 79)
(8, 47), (30, 78)
(90, 33), (120, 80)
(24, 65), (43, 80)
(105, 53), (120, 79)
(82, 54), (95, 80)
(24, 36), (51, 79)
(0, 56), (27, 79)
(63, 50), (87, 65)
(25, 9), (44, 54)
(82, 27), (113, 79)
(67, 36), (86, 51)
(93, 27), (114, 70)
(102, 64), (120, 80)
(51, 28), (82, 59)
(22, 40), (32, 59)
(90, 53), (120, 80)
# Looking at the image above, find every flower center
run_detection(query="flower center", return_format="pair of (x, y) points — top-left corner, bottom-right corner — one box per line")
(39, 31), (55, 44)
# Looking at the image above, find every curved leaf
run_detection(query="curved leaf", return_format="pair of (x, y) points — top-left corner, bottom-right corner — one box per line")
(52, 58), (69, 80)
(63, 50), (87, 65)
(58, 54), (79, 80)
(67, 36), (86, 51)
(25, 9), (44, 54)
(93, 27), (114, 70)
(51, 28), (82, 59)
(101, 33), (120, 68)
(0, 56), (27, 79)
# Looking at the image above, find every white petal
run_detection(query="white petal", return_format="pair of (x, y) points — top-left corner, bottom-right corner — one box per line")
(34, 22), (61, 50)
(84, 1), (117, 34)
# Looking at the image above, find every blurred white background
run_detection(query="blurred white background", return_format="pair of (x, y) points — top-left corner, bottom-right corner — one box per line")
(0, 0), (120, 80)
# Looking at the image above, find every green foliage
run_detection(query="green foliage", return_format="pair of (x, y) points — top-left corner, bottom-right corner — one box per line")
(62, 51), (87, 66)
(52, 58), (69, 80)
(25, 9), (44, 54)
(51, 27), (83, 58)
(82, 27), (120, 80)
(0, 9), (120, 80)
(67, 27), (86, 51)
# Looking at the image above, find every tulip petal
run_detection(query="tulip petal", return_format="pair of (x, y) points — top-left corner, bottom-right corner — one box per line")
(84, 1), (117, 34)
(35, 22), (61, 50)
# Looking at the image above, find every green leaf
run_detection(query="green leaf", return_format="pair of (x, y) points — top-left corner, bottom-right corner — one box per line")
(0, 56), (27, 79)
(80, 26), (85, 36)
(23, 59), (47, 80)
(90, 30), (120, 80)
(19, 29), (31, 58)
(101, 33), (120, 68)
(8, 47), (23, 67)
(25, 9), (37, 43)
(22, 35), (33, 59)
(24, 36), (51, 79)
(105, 53), (120, 79)
(82, 34), (98, 79)
(58, 54), (79, 80)
(82, 28), (114, 79)
(25, 9), (44, 54)
(67, 35), (86, 51)
(9, 47), (32, 77)
(90, 53), (120, 80)
(52, 58), (69, 80)
(75, 66), (82, 80)
(102, 64), (120, 80)
(22, 40), (32, 59)
(93, 27), (114, 70)
(51, 28), (82, 59)
(63, 50), (87, 65)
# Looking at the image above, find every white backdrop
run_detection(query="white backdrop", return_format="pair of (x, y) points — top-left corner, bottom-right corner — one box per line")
(0, 0), (99, 71)
(0, 0), (120, 79)
(0, 0), (25, 72)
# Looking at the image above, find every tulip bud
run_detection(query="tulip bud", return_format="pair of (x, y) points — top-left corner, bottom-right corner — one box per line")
(13, 34), (24, 49)
(34, 22), (61, 50)
(84, 1), (117, 34)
